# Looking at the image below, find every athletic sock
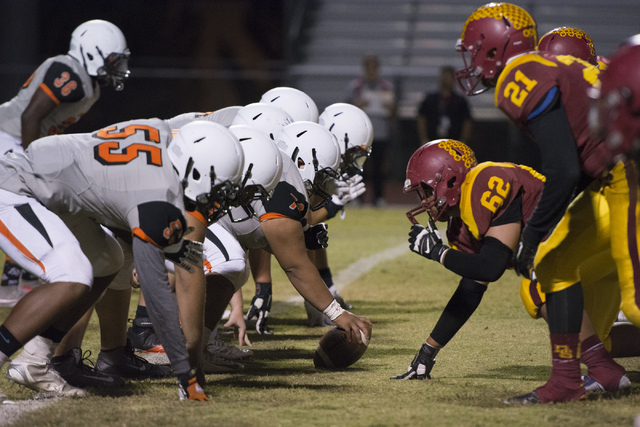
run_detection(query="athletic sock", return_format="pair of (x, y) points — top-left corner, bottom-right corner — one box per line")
(536, 333), (585, 403)
(0, 325), (22, 357)
(135, 305), (149, 320)
(581, 334), (627, 391)
(318, 268), (333, 289)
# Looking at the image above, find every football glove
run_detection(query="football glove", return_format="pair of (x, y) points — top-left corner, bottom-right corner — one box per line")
(514, 237), (536, 279)
(408, 221), (449, 262)
(391, 343), (438, 380)
(304, 299), (333, 327)
(333, 174), (366, 206)
(178, 370), (209, 401)
(304, 223), (329, 250)
(246, 282), (273, 334)
(164, 240), (204, 274)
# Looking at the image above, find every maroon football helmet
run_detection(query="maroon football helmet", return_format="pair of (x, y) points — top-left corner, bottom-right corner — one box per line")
(405, 140), (477, 224)
(456, 3), (537, 96)
(538, 27), (597, 65)
(593, 35), (640, 161)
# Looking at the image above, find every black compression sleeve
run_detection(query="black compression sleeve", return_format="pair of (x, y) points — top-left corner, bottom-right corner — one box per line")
(442, 236), (513, 282)
(525, 91), (581, 244)
(546, 281), (584, 334)
(430, 277), (487, 347)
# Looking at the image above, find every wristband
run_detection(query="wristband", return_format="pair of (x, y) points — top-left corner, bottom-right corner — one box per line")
(322, 299), (345, 321)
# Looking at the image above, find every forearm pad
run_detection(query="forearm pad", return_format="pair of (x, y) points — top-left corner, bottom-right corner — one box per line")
(430, 277), (487, 347)
(442, 236), (512, 282)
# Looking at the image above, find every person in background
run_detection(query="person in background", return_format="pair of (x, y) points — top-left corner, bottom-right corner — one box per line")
(345, 55), (396, 207)
(416, 66), (472, 146)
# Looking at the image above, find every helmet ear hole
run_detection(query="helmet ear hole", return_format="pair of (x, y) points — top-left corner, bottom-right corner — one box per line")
(192, 168), (201, 181)
(447, 176), (457, 188)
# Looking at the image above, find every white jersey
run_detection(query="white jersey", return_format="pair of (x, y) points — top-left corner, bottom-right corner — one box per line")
(0, 118), (184, 240)
(214, 156), (308, 251)
(0, 54), (99, 140)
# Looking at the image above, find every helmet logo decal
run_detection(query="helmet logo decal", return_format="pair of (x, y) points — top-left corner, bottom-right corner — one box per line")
(437, 139), (477, 168)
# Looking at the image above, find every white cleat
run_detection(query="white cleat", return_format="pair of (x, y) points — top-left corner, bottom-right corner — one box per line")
(6, 336), (85, 398)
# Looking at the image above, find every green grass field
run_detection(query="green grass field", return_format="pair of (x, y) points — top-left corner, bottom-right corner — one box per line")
(1, 207), (639, 426)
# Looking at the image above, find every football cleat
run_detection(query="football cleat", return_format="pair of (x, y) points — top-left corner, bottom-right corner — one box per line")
(504, 390), (541, 404)
(391, 343), (437, 380)
(96, 340), (172, 379)
(206, 334), (253, 361)
(582, 374), (632, 394)
(52, 348), (124, 388)
(127, 317), (165, 354)
(201, 350), (244, 374)
(6, 359), (85, 398)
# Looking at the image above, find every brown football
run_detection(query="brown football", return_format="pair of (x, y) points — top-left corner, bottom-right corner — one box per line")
(313, 327), (370, 369)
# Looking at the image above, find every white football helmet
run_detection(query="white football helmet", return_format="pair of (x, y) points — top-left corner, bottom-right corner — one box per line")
(231, 103), (293, 142)
(319, 103), (374, 177)
(228, 125), (284, 220)
(168, 121), (245, 223)
(68, 20), (130, 91)
(260, 87), (319, 122)
(276, 121), (341, 210)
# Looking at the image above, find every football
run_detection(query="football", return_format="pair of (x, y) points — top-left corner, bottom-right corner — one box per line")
(313, 327), (370, 369)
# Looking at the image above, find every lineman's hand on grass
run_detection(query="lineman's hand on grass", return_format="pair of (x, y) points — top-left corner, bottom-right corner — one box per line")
(332, 312), (372, 344)
(224, 309), (252, 347)
(178, 370), (209, 402)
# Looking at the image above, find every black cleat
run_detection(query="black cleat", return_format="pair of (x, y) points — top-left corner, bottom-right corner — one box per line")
(96, 340), (172, 379)
(52, 348), (124, 388)
(504, 390), (540, 404)
(127, 318), (165, 354)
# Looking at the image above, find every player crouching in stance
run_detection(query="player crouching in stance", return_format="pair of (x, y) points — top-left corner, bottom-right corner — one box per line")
(199, 121), (372, 369)
(0, 119), (245, 401)
(392, 139), (544, 381)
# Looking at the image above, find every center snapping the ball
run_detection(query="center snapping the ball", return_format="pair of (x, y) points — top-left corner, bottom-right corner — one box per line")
(313, 327), (370, 369)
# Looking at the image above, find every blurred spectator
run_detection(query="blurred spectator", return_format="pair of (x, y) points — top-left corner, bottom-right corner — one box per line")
(416, 66), (472, 146)
(345, 55), (396, 207)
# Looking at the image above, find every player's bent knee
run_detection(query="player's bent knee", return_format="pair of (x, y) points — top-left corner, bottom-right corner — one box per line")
(90, 233), (125, 277)
(520, 278), (546, 319)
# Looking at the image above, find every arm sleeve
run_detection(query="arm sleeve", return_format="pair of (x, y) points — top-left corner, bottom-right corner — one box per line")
(442, 236), (513, 282)
(522, 89), (581, 245)
(132, 237), (191, 376)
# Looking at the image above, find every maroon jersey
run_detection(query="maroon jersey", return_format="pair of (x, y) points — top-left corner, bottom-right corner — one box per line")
(495, 51), (610, 178)
(447, 162), (545, 254)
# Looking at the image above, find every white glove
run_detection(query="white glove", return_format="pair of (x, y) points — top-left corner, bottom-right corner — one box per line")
(333, 175), (366, 206)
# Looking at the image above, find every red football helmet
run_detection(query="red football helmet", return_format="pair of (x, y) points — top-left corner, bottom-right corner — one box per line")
(405, 139), (477, 224)
(538, 27), (597, 65)
(592, 35), (640, 161)
(456, 3), (537, 96)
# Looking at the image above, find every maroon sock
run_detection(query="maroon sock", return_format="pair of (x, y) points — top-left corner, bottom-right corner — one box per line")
(536, 334), (585, 403)
(581, 334), (626, 391)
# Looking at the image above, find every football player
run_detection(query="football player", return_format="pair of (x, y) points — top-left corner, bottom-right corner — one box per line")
(456, 3), (640, 403)
(0, 119), (245, 402)
(0, 19), (131, 307)
(198, 121), (372, 373)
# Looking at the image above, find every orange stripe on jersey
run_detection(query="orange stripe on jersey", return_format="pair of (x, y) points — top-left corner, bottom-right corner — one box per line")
(132, 227), (164, 249)
(203, 259), (212, 273)
(494, 53), (558, 106)
(39, 83), (60, 105)
(23, 72), (36, 88)
(260, 212), (288, 222)
(187, 210), (207, 226)
(0, 220), (45, 273)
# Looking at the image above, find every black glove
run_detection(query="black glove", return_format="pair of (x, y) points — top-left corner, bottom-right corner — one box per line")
(246, 282), (273, 334)
(391, 343), (438, 380)
(514, 235), (538, 279)
(304, 223), (329, 250)
(164, 240), (203, 274)
(408, 221), (449, 262)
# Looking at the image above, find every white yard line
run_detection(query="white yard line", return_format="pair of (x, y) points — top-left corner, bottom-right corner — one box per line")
(285, 242), (408, 304)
